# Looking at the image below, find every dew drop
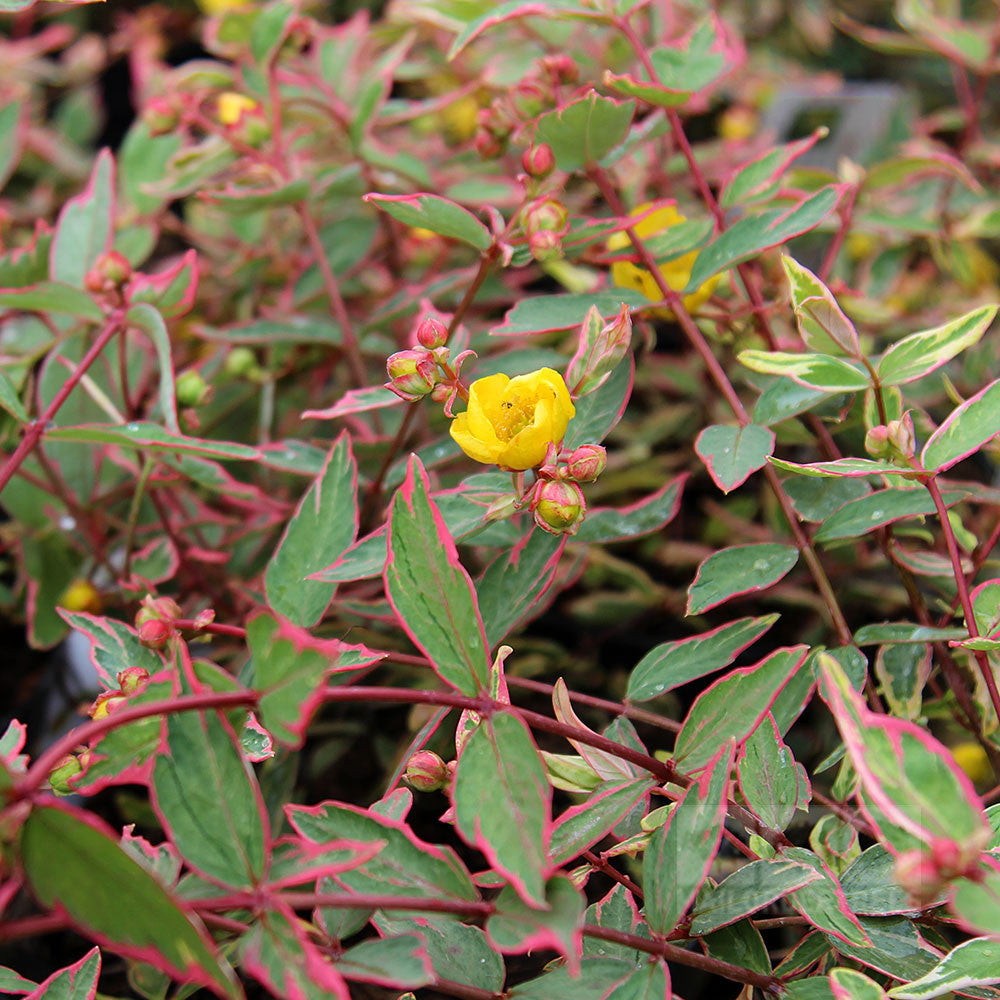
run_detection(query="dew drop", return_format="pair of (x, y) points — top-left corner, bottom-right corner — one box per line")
(870, 510), (884, 520)
(125, 421), (140, 432)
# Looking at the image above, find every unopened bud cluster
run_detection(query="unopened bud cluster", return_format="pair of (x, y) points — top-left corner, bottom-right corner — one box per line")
(894, 832), (988, 905)
(403, 750), (451, 792)
(523, 443), (607, 535)
(135, 594), (182, 649)
(84, 251), (132, 304)
(865, 411), (916, 467)
(384, 315), (473, 413)
(520, 194), (569, 263)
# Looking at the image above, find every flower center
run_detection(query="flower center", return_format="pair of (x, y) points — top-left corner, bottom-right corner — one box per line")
(493, 392), (535, 441)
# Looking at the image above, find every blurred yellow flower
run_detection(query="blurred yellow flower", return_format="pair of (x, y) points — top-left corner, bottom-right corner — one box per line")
(608, 202), (718, 316)
(58, 579), (101, 614)
(450, 368), (575, 471)
(951, 741), (994, 786)
(217, 92), (258, 126)
(197, 0), (251, 14)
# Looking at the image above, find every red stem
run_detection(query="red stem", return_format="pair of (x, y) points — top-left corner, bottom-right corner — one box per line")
(0, 309), (124, 497)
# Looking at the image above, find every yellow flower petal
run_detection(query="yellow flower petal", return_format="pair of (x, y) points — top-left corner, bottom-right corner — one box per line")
(450, 412), (505, 464)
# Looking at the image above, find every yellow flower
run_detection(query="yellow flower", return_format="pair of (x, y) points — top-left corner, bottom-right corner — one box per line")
(608, 202), (719, 316)
(197, 0), (251, 13)
(58, 579), (101, 614)
(217, 92), (258, 127)
(450, 368), (575, 471)
(951, 741), (994, 786)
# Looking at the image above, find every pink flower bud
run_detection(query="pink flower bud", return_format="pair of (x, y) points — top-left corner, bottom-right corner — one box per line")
(90, 691), (127, 720)
(136, 594), (182, 627)
(117, 667), (150, 696)
(887, 412), (915, 460)
(541, 54), (579, 84)
(192, 608), (216, 631)
(138, 618), (172, 650)
(522, 196), (569, 238)
(404, 750), (449, 792)
(894, 849), (944, 904)
(528, 229), (563, 263)
(566, 444), (606, 483)
(522, 142), (555, 179)
(416, 316), (448, 350)
(474, 127), (505, 160)
(510, 81), (548, 120)
(49, 755), (83, 795)
(385, 349), (437, 401)
(532, 479), (586, 535)
(865, 424), (891, 459)
(484, 494), (519, 522)
(143, 96), (180, 137)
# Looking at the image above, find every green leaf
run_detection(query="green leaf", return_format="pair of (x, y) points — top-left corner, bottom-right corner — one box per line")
(784, 476), (871, 523)
(813, 488), (966, 543)
(208, 178), (311, 214)
(265, 435), (357, 627)
(51, 148), (115, 287)
(753, 378), (834, 425)
(921, 376), (1000, 473)
(21, 534), (79, 650)
(841, 845), (926, 915)
(574, 474), (684, 543)
(686, 186), (843, 291)
(687, 542), (799, 616)
(152, 710), (267, 888)
(887, 937), (1000, 999)
(60, 611), (166, 687)
(365, 193), (491, 252)
(119, 120), (182, 215)
(20, 948), (99, 1000)
(702, 920), (771, 975)
(781, 846), (869, 946)
(203, 315), (343, 346)
(689, 860), (820, 935)
(479, 530), (563, 648)
(493, 290), (647, 336)
(0, 99), (24, 192)
(250, 0), (295, 65)
(550, 777), (655, 865)
(0, 965), (35, 993)
(695, 423), (775, 493)
(877, 305), (996, 386)
(831, 968), (891, 1000)
(534, 92), (635, 171)
(20, 804), (239, 998)
(738, 350), (871, 392)
(627, 614), (778, 702)
(674, 646), (808, 771)
(738, 715), (802, 831)
(643, 744), (734, 934)
(336, 935), (433, 989)
(454, 713), (551, 906)
(770, 456), (910, 478)
(446, 0), (598, 60)
(375, 915), (504, 993)
(723, 134), (829, 210)
(874, 643), (929, 720)
(952, 869), (1000, 936)
(563, 356), (632, 451)
(288, 800), (479, 903)
(605, 959), (671, 1000)
(782, 256), (861, 356)
(126, 303), (179, 433)
(42, 422), (260, 461)
(487, 876), (584, 971)
(249, 612), (384, 748)
(385, 456), (490, 695)
(507, 958), (634, 1000)
(853, 623), (967, 646)
(0, 283), (103, 320)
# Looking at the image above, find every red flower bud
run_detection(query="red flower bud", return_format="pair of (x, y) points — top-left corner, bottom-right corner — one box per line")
(385, 349), (437, 401)
(117, 667), (150, 696)
(522, 196), (569, 237)
(404, 750), (449, 792)
(566, 444), (606, 483)
(138, 618), (172, 650)
(416, 316), (448, 350)
(532, 479), (586, 535)
(90, 691), (127, 720)
(522, 142), (555, 179)
(528, 229), (563, 263)
(894, 849), (944, 905)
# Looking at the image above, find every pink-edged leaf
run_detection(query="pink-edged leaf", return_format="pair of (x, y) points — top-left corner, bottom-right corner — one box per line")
(120, 824), (182, 888)
(0, 282), (103, 320)
(127, 249), (199, 319)
(951, 865), (1000, 937)
(365, 193), (491, 251)
(628, 614), (779, 701)
(302, 385), (403, 421)
(240, 905), (349, 1000)
(265, 432), (357, 627)
(268, 837), (383, 889)
(877, 305), (996, 387)
(42, 421), (260, 461)
(865, 148), (983, 194)
(817, 652), (990, 853)
(722, 130), (830, 208)
(534, 91), (635, 172)
(59, 611), (166, 687)
(781, 846), (870, 947)
(124, 303), (180, 433)
(241, 712), (275, 763)
(1, 719), (28, 775)
(738, 348), (870, 392)
(335, 933), (434, 989)
(883, 935), (1000, 1000)
(686, 185), (845, 291)
(575, 472), (685, 543)
(487, 875), (585, 973)
(492, 291), (648, 337)
(564, 354), (634, 451)
(287, 799), (480, 902)
(921, 375), (1000, 473)
(151, 708), (269, 889)
(310, 527), (386, 584)
(23, 947), (100, 1000)
(770, 456), (912, 478)
(479, 530), (566, 648)
(249, 611), (385, 748)
(687, 542), (799, 616)
(644, 742), (734, 934)
(124, 535), (179, 588)
(0, 99), (26, 192)
(782, 255), (861, 357)
(50, 148), (114, 287)
(674, 646), (809, 772)
(446, 1), (601, 59)
(552, 678), (636, 781)
(0, 966), (37, 995)
(550, 777), (655, 866)
(21, 803), (241, 999)
(696, 423), (775, 493)
(738, 714), (803, 832)
(385, 456), (490, 696)
(453, 712), (552, 906)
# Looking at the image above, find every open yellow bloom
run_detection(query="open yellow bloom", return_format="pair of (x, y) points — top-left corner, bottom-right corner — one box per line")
(217, 92), (258, 126)
(450, 368), (575, 471)
(608, 202), (719, 316)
